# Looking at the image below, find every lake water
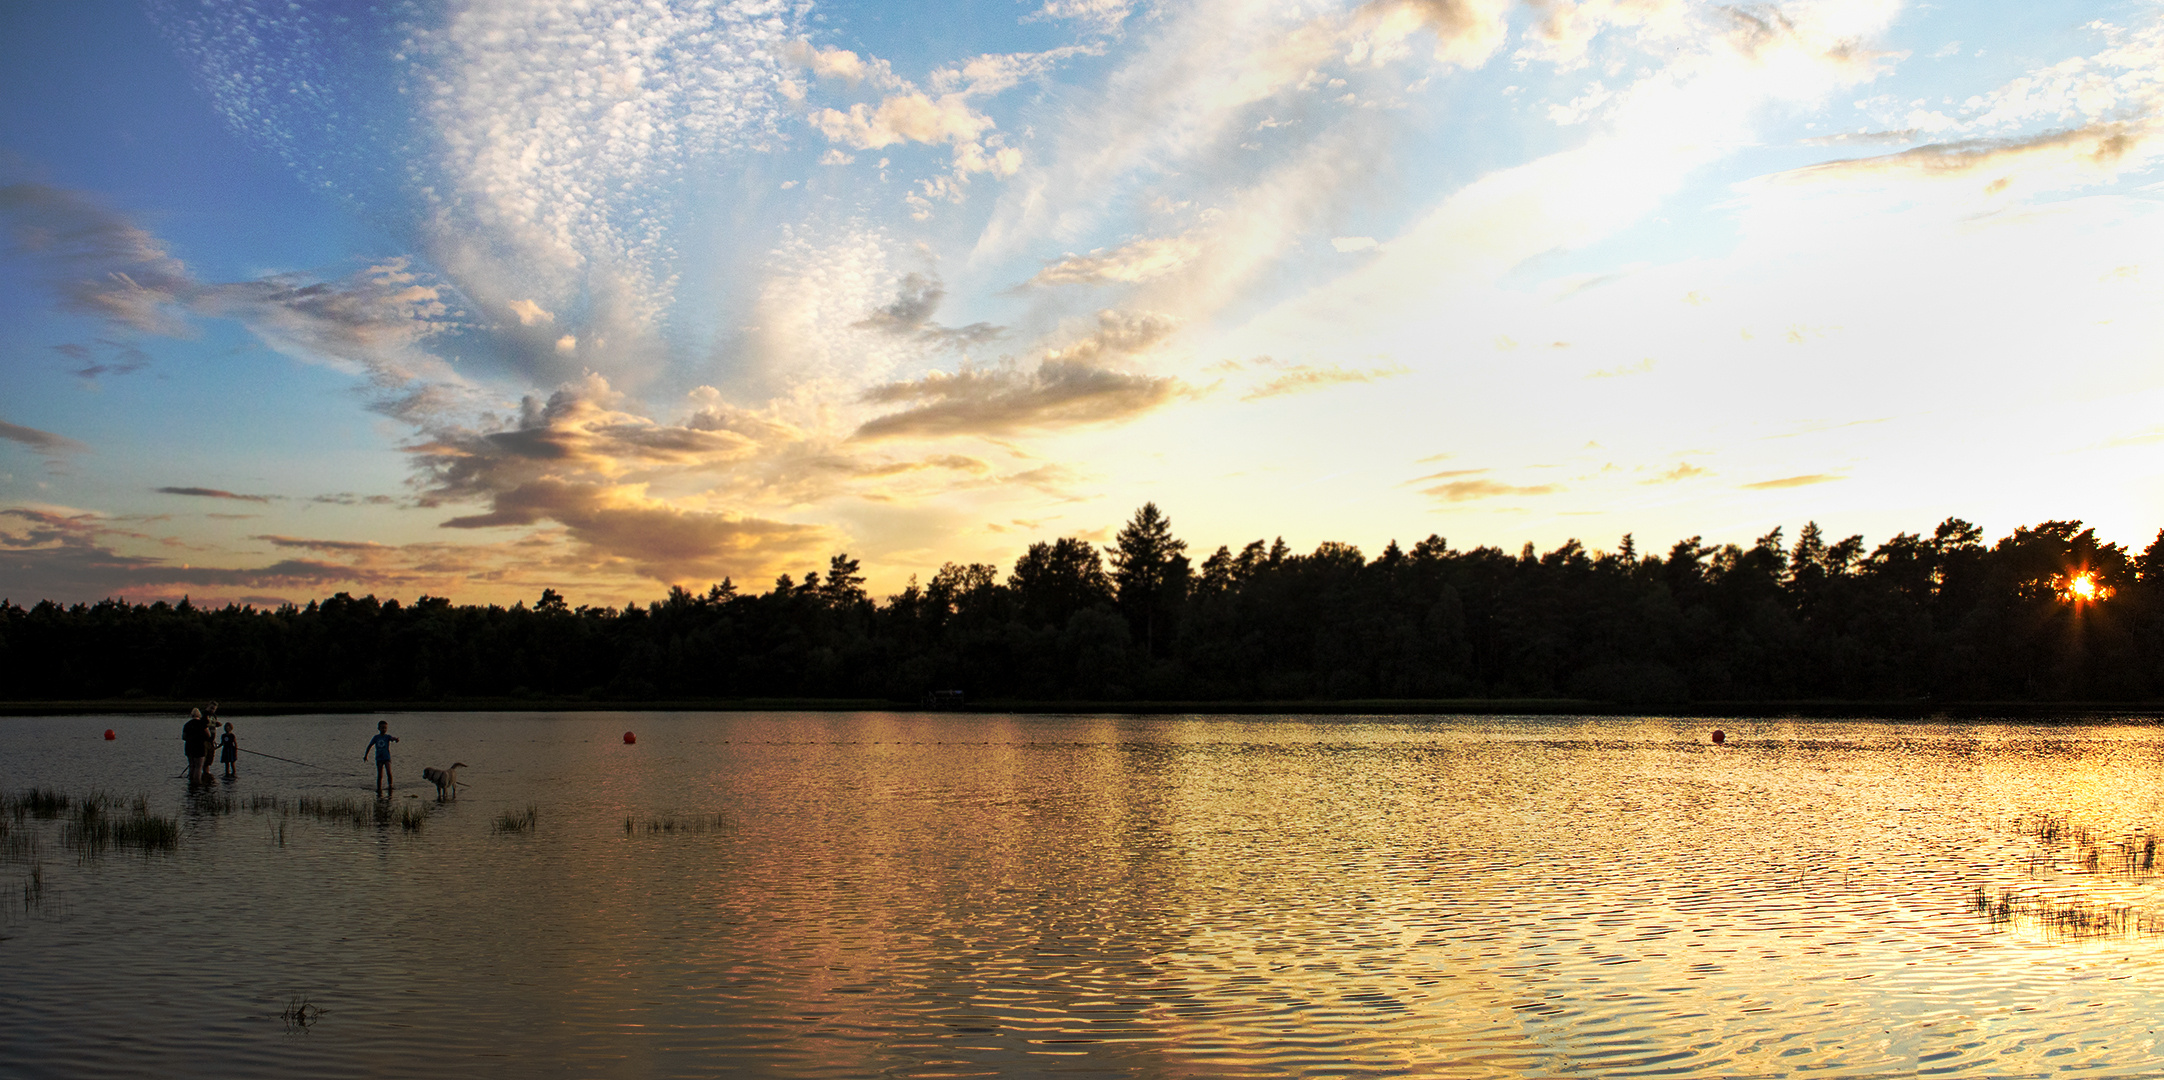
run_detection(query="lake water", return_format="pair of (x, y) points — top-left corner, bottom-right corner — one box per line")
(4, 711), (2164, 1078)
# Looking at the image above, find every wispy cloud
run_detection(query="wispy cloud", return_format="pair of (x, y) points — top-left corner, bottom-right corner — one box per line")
(156, 486), (274, 503)
(1741, 473), (1843, 490)
(852, 272), (1004, 347)
(0, 419), (89, 455)
(1422, 478), (1565, 502)
(0, 507), (372, 600)
(51, 339), (153, 379)
(1, 184), (467, 421)
(1026, 234), (1204, 287)
(1241, 362), (1407, 401)
(0, 183), (196, 335)
(1642, 462), (1708, 484)
(854, 311), (1183, 439)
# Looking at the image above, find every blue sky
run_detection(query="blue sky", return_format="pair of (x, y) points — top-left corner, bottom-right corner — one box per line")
(4, 0), (2164, 607)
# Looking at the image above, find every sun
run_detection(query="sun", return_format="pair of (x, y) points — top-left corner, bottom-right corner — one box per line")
(2061, 571), (2107, 603)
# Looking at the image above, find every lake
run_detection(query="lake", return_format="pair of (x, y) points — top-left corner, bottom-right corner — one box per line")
(3, 711), (2163, 1078)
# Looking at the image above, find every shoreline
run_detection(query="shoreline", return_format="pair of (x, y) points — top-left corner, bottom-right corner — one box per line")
(6, 698), (2164, 720)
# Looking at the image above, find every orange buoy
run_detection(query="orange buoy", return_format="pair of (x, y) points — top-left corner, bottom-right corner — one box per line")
(1711, 729), (1726, 745)
(623, 731), (636, 744)
(104, 729), (116, 740)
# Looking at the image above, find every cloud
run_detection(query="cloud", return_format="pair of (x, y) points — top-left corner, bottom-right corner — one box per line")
(311, 493), (398, 506)
(1781, 19), (2164, 198)
(1775, 122), (2158, 194)
(404, 375), (844, 584)
(1409, 467), (1488, 483)
(51, 339), (154, 379)
(1241, 363), (1408, 400)
(1331, 236), (1379, 253)
(1421, 478), (1565, 501)
(415, 0), (803, 371)
(0, 419), (89, 456)
(506, 299), (554, 326)
(854, 361), (1183, 440)
(1642, 462), (1707, 484)
(1027, 234), (1204, 286)
(790, 44), (901, 88)
(1516, 0), (1688, 69)
(198, 259), (459, 391)
(1352, 0), (1515, 70)
(0, 507), (376, 602)
(0, 183), (196, 335)
(1026, 0), (1133, 34)
(853, 312), (1183, 438)
(155, 486), (273, 503)
(435, 478), (830, 583)
(852, 272), (1004, 347)
(1586, 358), (1656, 378)
(2, 184), (467, 418)
(796, 43), (1091, 218)
(813, 93), (996, 151)
(979, 0), (1432, 260)
(1740, 473), (1843, 490)
(257, 535), (390, 553)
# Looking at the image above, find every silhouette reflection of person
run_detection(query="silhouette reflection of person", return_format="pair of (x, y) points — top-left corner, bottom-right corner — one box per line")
(363, 720), (398, 796)
(219, 722), (238, 779)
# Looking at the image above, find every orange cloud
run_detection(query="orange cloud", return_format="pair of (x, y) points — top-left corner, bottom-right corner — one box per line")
(1741, 473), (1843, 490)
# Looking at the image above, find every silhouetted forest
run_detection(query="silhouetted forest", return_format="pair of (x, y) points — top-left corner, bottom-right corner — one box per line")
(5, 506), (2163, 704)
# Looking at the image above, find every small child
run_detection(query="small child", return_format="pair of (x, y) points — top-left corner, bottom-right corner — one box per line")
(219, 722), (238, 779)
(363, 720), (398, 795)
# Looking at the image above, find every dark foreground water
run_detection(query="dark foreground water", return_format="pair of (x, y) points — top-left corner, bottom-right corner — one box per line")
(4, 712), (2164, 1078)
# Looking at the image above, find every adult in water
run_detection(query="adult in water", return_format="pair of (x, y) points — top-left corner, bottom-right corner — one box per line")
(181, 708), (210, 784)
(363, 720), (399, 796)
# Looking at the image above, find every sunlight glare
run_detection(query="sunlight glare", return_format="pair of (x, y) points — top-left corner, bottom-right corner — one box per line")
(2064, 572), (2102, 603)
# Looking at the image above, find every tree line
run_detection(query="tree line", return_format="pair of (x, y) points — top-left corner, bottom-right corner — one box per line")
(4, 505), (2163, 704)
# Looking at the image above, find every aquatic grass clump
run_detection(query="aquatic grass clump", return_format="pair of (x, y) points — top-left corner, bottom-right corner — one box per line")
(281, 996), (325, 1031)
(395, 804), (426, 832)
(21, 860), (44, 912)
(492, 806), (538, 834)
(623, 813), (727, 835)
(1970, 884), (2164, 939)
(294, 796), (372, 827)
(2016, 812), (2160, 880)
(2, 823), (44, 865)
(63, 796), (179, 855)
(7, 788), (72, 820)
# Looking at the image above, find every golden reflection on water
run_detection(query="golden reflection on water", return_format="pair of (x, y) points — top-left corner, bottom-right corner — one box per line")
(4, 713), (2164, 1078)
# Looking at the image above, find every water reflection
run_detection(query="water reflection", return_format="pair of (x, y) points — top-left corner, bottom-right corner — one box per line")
(3, 713), (2164, 1077)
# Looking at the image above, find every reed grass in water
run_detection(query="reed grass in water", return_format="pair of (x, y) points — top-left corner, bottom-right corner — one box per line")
(1971, 884), (2164, 939)
(492, 806), (537, 834)
(622, 813), (727, 835)
(62, 795), (179, 855)
(5, 788), (72, 820)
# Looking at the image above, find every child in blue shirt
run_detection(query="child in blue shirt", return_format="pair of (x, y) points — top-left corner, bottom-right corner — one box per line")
(363, 720), (398, 795)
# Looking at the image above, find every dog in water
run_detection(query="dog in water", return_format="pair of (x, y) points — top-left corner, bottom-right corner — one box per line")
(421, 762), (466, 800)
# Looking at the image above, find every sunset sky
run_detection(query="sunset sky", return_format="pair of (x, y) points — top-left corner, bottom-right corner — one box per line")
(4, 0), (2162, 608)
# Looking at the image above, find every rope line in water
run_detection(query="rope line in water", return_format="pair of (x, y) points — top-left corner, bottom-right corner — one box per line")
(238, 747), (336, 771)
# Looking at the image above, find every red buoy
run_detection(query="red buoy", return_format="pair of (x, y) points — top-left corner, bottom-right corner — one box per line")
(104, 729), (116, 741)
(623, 731), (636, 744)
(1711, 729), (1726, 745)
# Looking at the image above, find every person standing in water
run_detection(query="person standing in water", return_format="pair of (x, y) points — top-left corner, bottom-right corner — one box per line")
(363, 720), (398, 795)
(219, 722), (238, 779)
(182, 708), (210, 784)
